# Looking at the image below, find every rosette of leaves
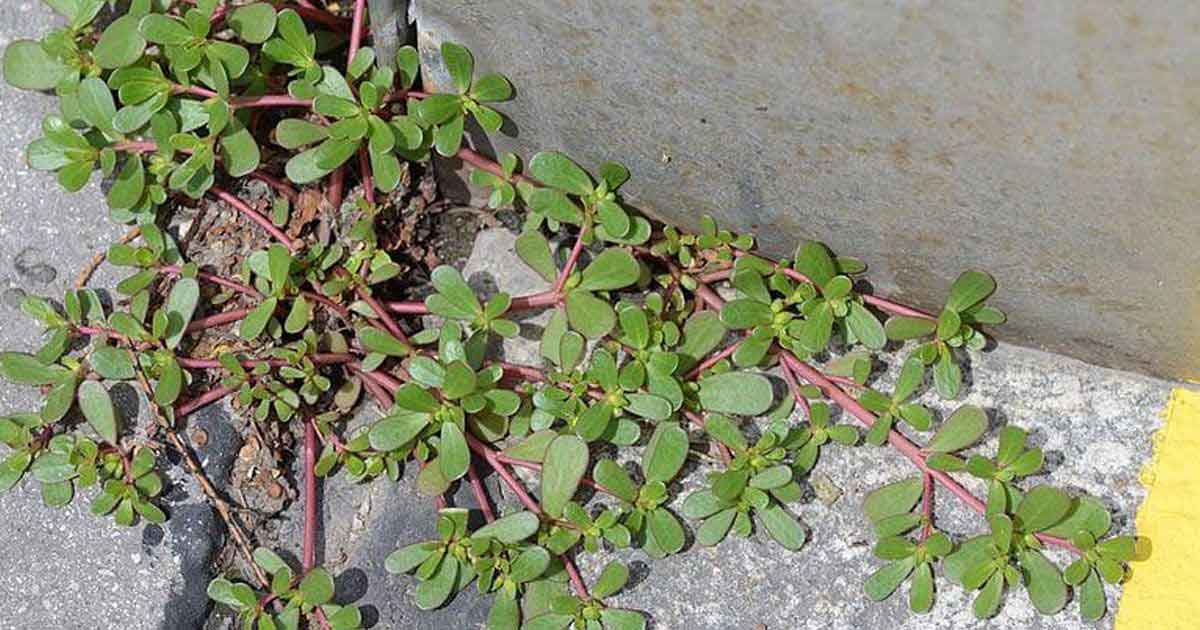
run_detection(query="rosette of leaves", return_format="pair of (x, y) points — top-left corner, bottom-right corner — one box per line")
(718, 246), (881, 365)
(521, 560), (646, 630)
(0, 383), (164, 523)
(962, 425), (1044, 515)
(1049, 497), (1135, 620)
(23, 113), (117, 194)
(368, 350), (521, 496)
(855, 357), (935, 446)
(385, 508), (552, 621)
(860, 476), (954, 612)
(681, 414), (807, 550)
(471, 152), (521, 209)
(944, 485), (1078, 618)
(280, 49), (419, 190)
(261, 8), (323, 91)
(607, 295), (685, 407)
(412, 42), (513, 156)
(218, 352), (301, 424)
(313, 421), (391, 483)
(581, 348), (673, 432)
(422, 265), (520, 344)
(780, 400), (857, 476)
(790, 240), (883, 352)
(590, 421), (691, 558)
(238, 244), (306, 341)
(523, 152), (650, 244)
(884, 270), (1005, 399)
(273, 340), (335, 406)
(2, 0), (108, 93)
(208, 547), (362, 630)
(649, 215), (754, 269)
(165, 99), (261, 198)
(557, 500), (633, 555)
(89, 444), (167, 525)
(864, 531), (953, 613)
(138, 0), (250, 97)
(512, 351), (654, 447)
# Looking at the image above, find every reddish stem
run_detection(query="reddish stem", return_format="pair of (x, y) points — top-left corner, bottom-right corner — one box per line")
(248, 171), (300, 202)
(683, 338), (743, 380)
(496, 362), (548, 384)
(175, 384), (235, 418)
(292, 4), (353, 33)
(159, 265), (263, 299)
(185, 307), (252, 333)
(466, 462), (496, 522)
(554, 230), (588, 294)
(920, 472), (934, 540)
(457, 147), (539, 186)
(357, 148), (375, 207)
(327, 167), (345, 210)
(353, 283), (409, 343)
(348, 0), (367, 63)
(777, 356), (811, 420)
(355, 369), (396, 409)
(172, 85), (309, 109)
(386, 289), (560, 316)
(561, 554), (591, 600)
(465, 433), (543, 515)
(209, 186), (299, 251)
(303, 419), (319, 571)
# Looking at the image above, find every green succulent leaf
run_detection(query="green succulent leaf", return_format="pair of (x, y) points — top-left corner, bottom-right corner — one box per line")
(77, 381), (118, 444)
(697, 372), (773, 416)
(925, 404), (988, 454)
(541, 435), (589, 517)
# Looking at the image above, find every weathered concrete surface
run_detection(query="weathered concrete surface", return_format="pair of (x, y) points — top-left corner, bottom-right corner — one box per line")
(412, 0), (1200, 381)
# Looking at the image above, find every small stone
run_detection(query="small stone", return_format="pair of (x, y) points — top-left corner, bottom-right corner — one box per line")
(191, 429), (208, 447)
(810, 473), (843, 507)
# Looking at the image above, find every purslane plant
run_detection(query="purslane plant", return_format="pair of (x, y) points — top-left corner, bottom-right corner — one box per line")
(1, 2), (1141, 628)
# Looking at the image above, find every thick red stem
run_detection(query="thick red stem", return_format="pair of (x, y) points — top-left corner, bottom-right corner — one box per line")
(159, 265), (263, 299)
(386, 289), (559, 316)
(303, 419), (319, 571)
(209, 186), (299, 251)
(348, 0), (367, 63)
(457, 147), (539, 186)
(357, 148), (375, 206)
(555, 230), (587, 294)
(185, 307), (252, 333)
(466, 462), (496, 522)
(683, 338), (743, 380)
(176, 353), (355, 370)
(920, 472), (934, 540)
(175, 384), (235, 418)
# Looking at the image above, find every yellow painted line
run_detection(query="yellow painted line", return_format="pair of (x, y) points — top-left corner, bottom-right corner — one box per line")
(1116, 388), (1200, 629)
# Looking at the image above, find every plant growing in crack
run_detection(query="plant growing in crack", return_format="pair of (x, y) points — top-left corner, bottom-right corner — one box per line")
(0, 2), (1146, 628)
